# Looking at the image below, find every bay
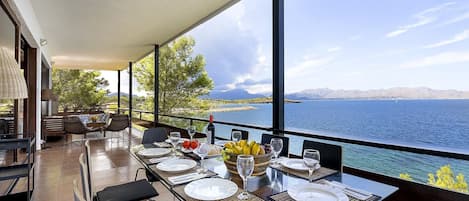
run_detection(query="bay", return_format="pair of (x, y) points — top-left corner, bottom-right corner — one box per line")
(211, 99), (469, 183)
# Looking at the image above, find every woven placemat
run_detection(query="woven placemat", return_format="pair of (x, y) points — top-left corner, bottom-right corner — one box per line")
(269, 163), (337, 181)
(173, 184), (264, 201)
(269, 180), (382, 201)
(269, 190), (381, 201)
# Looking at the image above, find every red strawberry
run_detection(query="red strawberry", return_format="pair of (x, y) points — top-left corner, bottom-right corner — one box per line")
(183, 140), (191, 149)
(190, 140), (199, 149)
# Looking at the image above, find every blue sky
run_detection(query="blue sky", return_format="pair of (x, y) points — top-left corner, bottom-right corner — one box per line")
(103, 0), (469, 95)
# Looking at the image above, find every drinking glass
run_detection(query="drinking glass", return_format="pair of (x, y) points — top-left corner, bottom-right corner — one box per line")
(193, 143), (209, 172)
(232, 131), (242, 142)
(270, 138), (283, 165)
(169, 132), (181, 156)
(303, 149), (320, 183)
(187, 125), (196, 141)
(237, 155), (254, 200)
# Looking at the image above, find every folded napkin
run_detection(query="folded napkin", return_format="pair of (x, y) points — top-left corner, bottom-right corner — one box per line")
(168, 172), (209, 185)
(153, 142), (172, 148)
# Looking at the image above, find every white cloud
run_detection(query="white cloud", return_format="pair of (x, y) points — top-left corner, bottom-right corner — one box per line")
(400, 51), (469, 68)
(286, 55), (334, 78)
(443, 11), (469, 25)
(244, 84), (272, 94)
(424, 29), (469, 48)
(349, 35), (361, 41)
(386, 2), (455, 38)
(327, 46), (342, 52)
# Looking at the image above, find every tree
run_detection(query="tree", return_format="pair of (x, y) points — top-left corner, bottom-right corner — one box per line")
(400, 165), (468, 193)
(52, 69), (109, 111)
(133, 36), (214, 115)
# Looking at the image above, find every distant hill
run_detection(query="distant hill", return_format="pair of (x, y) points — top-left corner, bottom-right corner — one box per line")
(108, 92), (129, 97)
(208, 89), (265, 100)
(286, 87), (469, 100)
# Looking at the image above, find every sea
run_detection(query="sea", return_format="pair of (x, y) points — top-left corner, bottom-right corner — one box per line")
(210, 99), (469, 183)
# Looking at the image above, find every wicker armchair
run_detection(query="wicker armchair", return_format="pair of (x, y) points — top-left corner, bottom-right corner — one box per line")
(64, 116), (100, 141)
(104, 114), (130, 138)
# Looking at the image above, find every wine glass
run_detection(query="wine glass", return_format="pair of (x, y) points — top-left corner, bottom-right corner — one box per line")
(303, 149), (320, 183)
(232, 130), (242, 142)
(193, 143), (209, 173)
(187, 125), (196, 141)
(237, 155), (254, 200)
(169, 132), (181, 156)
(270, 138), (283, 165)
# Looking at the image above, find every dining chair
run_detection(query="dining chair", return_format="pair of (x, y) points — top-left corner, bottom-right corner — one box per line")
(73, 179), (87, 201)
(302, 140), (343, 171)
(231, 129), (249, 141)
(261, 133), (290, 157)
(64, 116), (99, 143)
(79, 154), (91, 201)
(104, 114), (129, 139)
(142, 127), (168, 145)
(134, 127), (167, 182)
(83, 140), (158, 201)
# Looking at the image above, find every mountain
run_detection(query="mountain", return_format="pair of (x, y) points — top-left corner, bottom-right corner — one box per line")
(107, 92), (129, 97)
(208, 89), (265, 100)
(286, 87), (469, 100)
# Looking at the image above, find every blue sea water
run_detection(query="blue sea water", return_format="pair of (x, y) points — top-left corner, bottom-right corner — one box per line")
(210, 100), (469, 183)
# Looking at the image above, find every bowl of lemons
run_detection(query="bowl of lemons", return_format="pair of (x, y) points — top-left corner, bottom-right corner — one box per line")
(222, 140), (273, 176)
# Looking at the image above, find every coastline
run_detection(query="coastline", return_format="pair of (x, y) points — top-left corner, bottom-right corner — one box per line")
(208, 105), (256, 112)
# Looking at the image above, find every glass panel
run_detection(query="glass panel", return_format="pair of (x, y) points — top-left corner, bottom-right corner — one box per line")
(0, 5), (15, 54)
(284, 0), (469, 194)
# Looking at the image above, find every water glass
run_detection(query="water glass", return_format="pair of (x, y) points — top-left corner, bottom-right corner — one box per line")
(270, 138), (283, 165)
(169, 132), (181, 155)
(237, 155), (254, 200)
(194, 143), (210, 172)
(303, 149), (320, 182)
(232, 130), (242, 142)
(187, 125), (196, 141)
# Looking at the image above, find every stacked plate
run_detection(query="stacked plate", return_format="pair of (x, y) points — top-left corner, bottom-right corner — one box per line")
(288, 183), (349, 201)
(280, 158), (320, 171)
(156, 159), (197, 173)
(184, 178), (238, 200)
(137, 148), (171, 158)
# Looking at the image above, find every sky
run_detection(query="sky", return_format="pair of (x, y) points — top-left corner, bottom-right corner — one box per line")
(102, 0), (469, 95)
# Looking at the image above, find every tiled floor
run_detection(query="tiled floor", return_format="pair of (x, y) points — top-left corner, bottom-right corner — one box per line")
(0, 130), (174, 201)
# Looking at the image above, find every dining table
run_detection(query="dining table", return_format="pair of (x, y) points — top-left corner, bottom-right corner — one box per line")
(131, 141), (398, 201)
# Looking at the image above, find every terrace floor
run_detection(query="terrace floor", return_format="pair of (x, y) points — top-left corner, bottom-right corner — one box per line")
(0, 130), (174, 201)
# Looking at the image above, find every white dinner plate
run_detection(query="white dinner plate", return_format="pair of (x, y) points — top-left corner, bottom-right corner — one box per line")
(137, 148), (171, 158)
(165, 138), (186, 144)
(288, 183), (349, 201)
(156, 159), (197, 173)
(280, 158), (320, 171)
(184, 178), (238, 200)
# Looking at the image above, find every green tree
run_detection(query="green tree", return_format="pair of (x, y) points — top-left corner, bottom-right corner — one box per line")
(133, 36), (214, 116)
(52, 69), (109, 111)
(400, 165), (468, 193)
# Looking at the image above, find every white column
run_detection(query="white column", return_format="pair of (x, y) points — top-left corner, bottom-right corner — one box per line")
(48, 67), (52, 116)
(36, 49), (42, 150)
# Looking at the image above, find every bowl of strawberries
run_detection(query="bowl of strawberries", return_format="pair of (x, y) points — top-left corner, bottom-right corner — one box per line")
(181, 139), (199, 153)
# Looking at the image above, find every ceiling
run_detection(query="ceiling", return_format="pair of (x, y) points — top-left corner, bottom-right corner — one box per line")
(30, 0), (238, 71)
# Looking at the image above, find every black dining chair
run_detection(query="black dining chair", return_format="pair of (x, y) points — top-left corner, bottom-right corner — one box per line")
(261, 133), (289, 157)
(134, 127), (168, 182)
(82, 141), (158, 201)
(302, 140), (343, 171)
(142, 127), (168, 146)
(231, 129), (249, 141)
